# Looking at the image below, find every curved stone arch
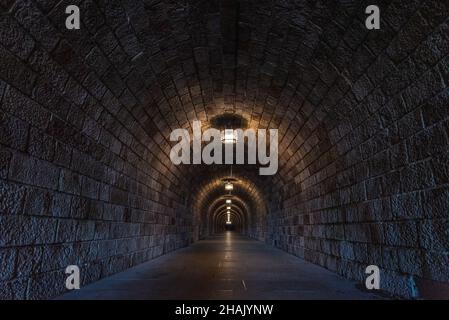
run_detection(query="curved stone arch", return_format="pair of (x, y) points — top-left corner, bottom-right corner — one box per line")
(211, 203), (246, 225)
(212, 205), (246, 233)
(206, 195), (251, 237)
(190, 169), (269, 238)
(214, 210), (244, 233)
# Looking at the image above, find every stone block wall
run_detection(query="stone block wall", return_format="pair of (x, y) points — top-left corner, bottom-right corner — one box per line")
(260, 1), (449, 298)
(0, 0), (193, 299)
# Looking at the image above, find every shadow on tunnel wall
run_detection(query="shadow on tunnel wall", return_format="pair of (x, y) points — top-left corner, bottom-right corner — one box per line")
(0, 0), (449, 300)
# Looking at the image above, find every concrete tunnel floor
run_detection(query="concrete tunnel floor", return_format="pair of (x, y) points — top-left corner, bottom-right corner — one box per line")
(58, 232), (384, 300)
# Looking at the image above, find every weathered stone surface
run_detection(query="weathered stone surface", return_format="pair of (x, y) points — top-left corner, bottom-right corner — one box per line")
(0, 148), (12, 178)
(0, 46), (37, 94)
(24, 187), (53, 216)
(27, 270), (66, 300)
(0, 112), (29, 151)
(13, 0), (60, 51)
(0, 278), (28, 300)
(381, 270), (419, 299)
(0, 215), (58, 246)
(2, 86), (50, 130)
(9, 153), (59, 190)
(0, 180), (26, 215)
(40, 244), (75, 273)
(0, 248), (16, 281)
(0, 14), (34, 59)
(398, 248), (423, 276)
(15, 246), (42, 278)
(423, 252), (449, 282)
(420, 219), (449, 251)
(384, 221), (419, 247)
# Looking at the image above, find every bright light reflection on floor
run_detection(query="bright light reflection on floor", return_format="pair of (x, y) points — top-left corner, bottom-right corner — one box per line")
(225, 231), (232, 251)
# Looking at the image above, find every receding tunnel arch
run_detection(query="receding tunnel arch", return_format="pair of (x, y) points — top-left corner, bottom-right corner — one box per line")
(189, 169), (269, 240)
(214, 210), (243, 233)
(212, 203), (245, 227)
(211, 198), (247, 234)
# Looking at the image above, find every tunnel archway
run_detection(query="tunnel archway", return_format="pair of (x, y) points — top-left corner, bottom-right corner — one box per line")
(189, 168), (269, 240)
(0, 0), (448, 300)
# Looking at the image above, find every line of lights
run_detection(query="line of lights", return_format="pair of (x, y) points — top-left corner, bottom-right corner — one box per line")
(225, 165), (233, 225)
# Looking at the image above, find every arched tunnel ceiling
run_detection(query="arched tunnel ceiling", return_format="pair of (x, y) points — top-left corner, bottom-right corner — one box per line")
(56, 0), (446, 197)
(5, 0), (446, 233)
(14, 0), (443, 201)
(41, 0), (391, 188)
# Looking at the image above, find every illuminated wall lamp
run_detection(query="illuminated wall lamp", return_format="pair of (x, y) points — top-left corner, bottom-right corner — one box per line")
(226, 199), (232, 204)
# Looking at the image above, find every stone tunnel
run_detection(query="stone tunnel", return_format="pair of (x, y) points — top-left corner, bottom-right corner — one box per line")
(0, 0), (448, 300)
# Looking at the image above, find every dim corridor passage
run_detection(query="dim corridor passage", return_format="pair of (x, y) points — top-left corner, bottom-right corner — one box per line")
(58, 232), (383, 300)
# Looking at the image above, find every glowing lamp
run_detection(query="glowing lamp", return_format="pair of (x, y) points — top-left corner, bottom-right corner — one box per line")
(225, 182), (234, 191)
(222, 129), (237, 144)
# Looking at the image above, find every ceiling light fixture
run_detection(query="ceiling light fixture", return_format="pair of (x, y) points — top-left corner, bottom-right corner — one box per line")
(225, 181), (233, 191)
(221, 129), (237, 144)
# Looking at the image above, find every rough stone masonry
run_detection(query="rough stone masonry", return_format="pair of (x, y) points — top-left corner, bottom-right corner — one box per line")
(0, 0), (449, 299)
